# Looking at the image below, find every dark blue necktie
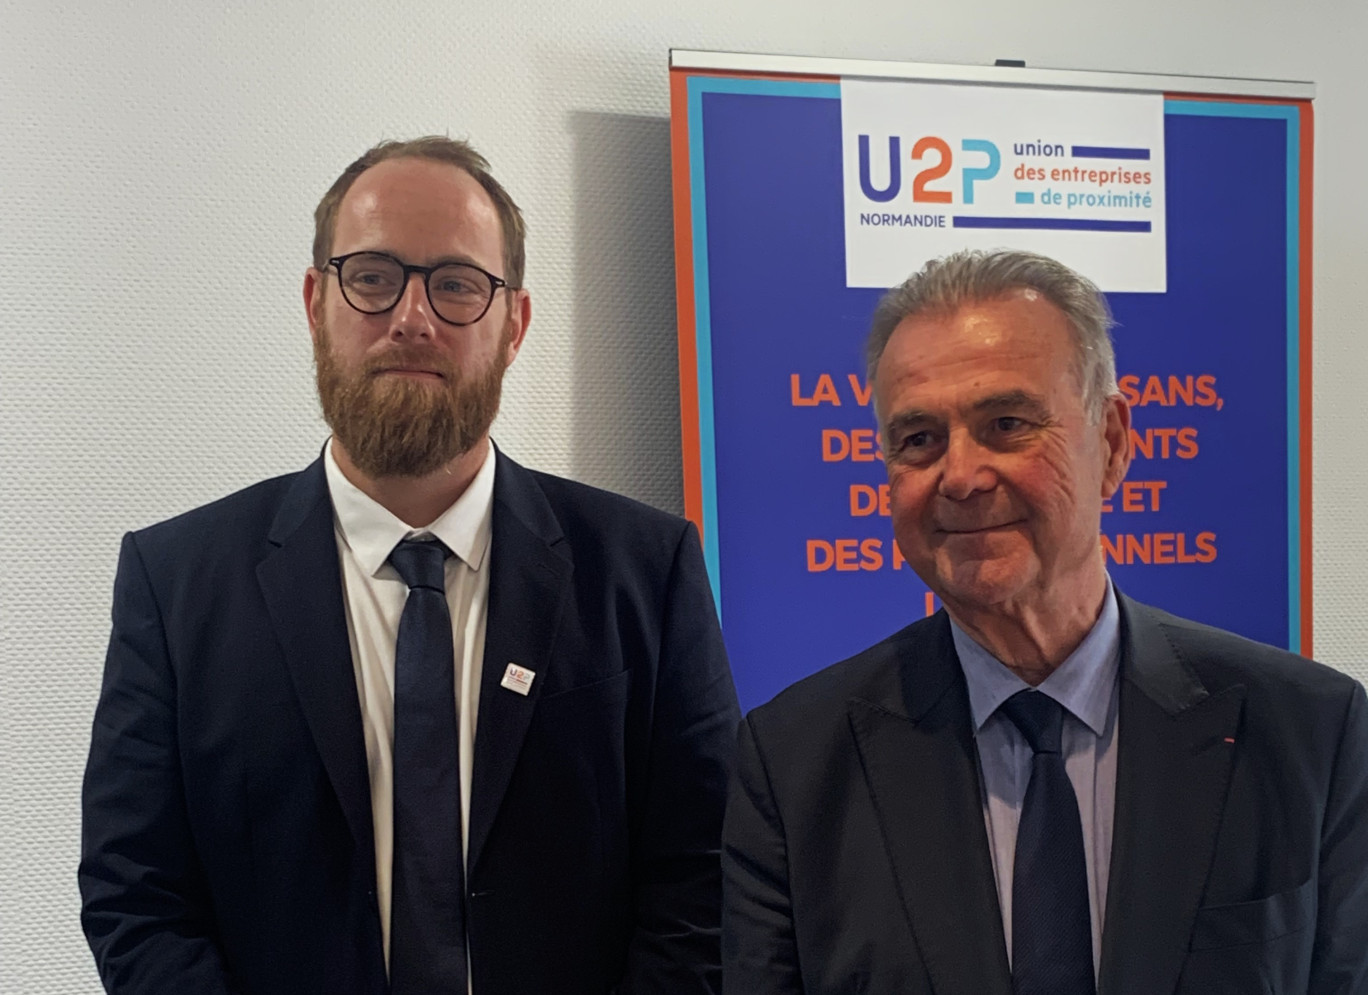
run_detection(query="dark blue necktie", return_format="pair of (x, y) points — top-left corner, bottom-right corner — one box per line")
(1001, 689), (1095, 995)
(388, 538), (467, 994)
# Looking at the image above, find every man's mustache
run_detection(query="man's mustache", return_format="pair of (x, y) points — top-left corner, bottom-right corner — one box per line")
(363, 348), (457, 380)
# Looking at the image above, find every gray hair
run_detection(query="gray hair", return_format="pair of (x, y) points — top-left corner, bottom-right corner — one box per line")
(865, 249), (1118, 422)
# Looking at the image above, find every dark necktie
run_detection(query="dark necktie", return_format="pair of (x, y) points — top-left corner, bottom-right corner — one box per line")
(387, 538), (467, 994)
(1000, 689), (1095, 995)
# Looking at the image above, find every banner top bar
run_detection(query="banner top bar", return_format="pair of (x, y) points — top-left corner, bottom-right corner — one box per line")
(669, 50), (1315, 100)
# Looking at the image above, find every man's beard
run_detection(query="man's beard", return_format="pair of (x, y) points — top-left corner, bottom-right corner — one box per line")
(313, 320), (509, 479)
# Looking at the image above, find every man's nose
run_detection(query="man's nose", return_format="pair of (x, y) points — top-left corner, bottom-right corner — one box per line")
(938, 430), (997, 500)
(387, 272), (438, 340)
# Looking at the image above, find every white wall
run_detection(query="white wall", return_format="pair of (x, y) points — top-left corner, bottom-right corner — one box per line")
(3, 0), (1365, 988)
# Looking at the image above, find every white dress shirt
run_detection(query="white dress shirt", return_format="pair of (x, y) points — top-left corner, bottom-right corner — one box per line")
(951, 581), (1122, 977)
(323, 439), (494, 971)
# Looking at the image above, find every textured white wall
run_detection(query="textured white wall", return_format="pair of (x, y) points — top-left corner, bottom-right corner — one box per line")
(2, 0), (1365, 989)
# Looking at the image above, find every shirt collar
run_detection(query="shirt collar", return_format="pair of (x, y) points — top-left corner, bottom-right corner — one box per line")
(951, 578), (1121, 736)
(323, 438), (496, 578)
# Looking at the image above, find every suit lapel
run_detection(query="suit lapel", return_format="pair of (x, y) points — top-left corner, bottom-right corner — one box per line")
(255, 458), (375, 863)
(848, 613), (1013, 995)
(1098, 595), (1245, 994)
(466, 451), (572, 874)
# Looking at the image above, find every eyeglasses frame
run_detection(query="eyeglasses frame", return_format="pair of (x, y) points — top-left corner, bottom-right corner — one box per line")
(325, 250), (519, 327)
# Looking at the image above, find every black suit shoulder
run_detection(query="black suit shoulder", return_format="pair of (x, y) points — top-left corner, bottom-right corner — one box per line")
(1123, 598), (1365, 830)
(507, 467), (707, 670)
(523, 465), (694, 552)
(128, 470), (302, 558)
(744, 614), (943, 744)
(1131, 599), (1361, 708)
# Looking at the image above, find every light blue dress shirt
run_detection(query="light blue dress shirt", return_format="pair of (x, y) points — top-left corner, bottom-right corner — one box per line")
(950, 581), (1121, 977)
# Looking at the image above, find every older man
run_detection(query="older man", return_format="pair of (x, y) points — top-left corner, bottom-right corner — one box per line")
(80, 136), (738, 995)
(722, 250), (1368, 994)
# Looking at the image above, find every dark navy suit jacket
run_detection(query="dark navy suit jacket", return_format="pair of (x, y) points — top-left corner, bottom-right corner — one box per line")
(81, 448), (739, 995)
(723, 597), (1368, 994)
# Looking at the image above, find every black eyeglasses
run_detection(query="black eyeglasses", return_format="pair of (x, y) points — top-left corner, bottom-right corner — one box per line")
(326, 251), (517, 326)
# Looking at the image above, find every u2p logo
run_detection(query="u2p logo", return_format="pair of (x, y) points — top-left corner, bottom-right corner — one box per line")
(858, 136), (1001, 205)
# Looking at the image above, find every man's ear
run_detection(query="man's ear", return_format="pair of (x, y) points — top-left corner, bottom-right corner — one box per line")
(304, 268), (324, 346)
(503, 289), (531, 368)
(1099, 392), (1132, 500)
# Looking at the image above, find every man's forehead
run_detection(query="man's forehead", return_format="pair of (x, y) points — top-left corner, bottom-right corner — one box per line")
(884, 293), (1071, 371)
(875, 293), (1076, 416)
(333, 157), (502, 256)
(345, 156), (485, 204)
(884, 365), (1050, 409)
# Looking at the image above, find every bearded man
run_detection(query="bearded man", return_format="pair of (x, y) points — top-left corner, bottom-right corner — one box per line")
(79, 137), (738, 995)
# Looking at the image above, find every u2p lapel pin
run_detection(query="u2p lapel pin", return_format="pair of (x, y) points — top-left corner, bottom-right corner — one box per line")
(501, 663), (535, 696)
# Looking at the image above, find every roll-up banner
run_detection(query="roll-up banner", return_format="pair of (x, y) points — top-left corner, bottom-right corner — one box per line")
(669, 51), (1313, 711)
